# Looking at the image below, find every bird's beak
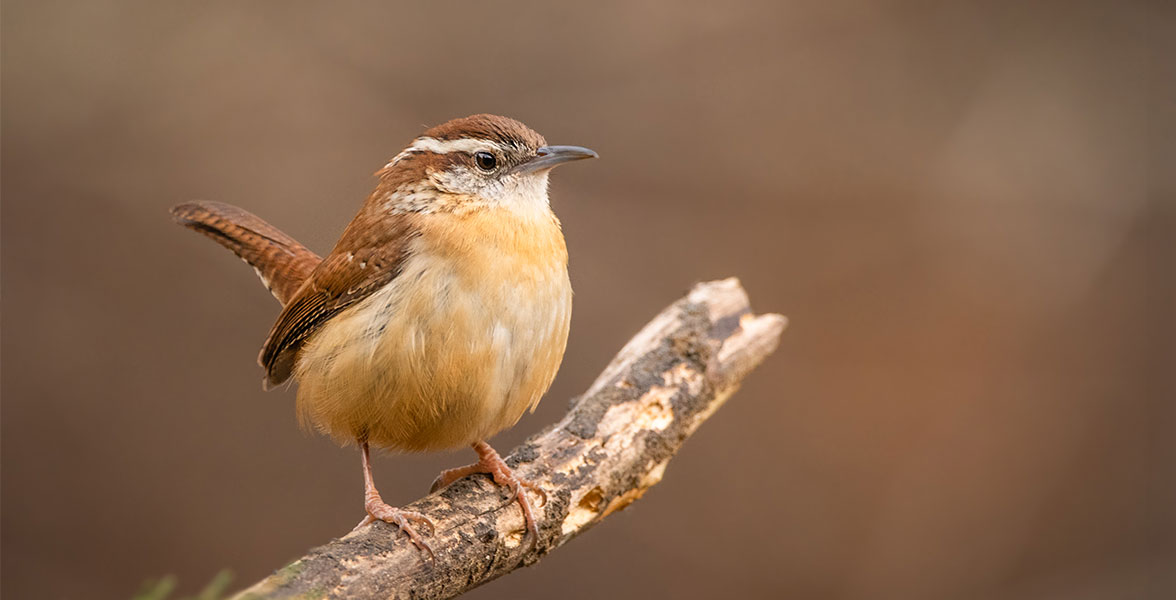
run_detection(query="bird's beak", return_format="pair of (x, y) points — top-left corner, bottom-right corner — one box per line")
(513, 145), (598, 174)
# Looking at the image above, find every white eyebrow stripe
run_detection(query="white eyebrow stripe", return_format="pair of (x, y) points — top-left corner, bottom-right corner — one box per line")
(388, 136), (507, 167)
(413, 136), (504, 154)
(420, 136), (504, 155)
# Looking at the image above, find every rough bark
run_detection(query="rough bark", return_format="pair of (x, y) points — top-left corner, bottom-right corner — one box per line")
(233, 278), (787, 600)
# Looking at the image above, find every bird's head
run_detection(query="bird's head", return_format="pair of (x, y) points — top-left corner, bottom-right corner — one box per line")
(376, 114), (596, 217)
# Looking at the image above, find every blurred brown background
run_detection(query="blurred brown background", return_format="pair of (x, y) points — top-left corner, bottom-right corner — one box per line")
(3, 1), (1173, 598)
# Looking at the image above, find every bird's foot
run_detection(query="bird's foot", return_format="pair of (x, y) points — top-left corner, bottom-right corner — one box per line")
(354, 490), (436, 559)
(430, 441), (545, 547)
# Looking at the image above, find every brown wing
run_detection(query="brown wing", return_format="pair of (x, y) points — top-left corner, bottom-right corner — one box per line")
(171, 201), (321, 305)
(258, 213), (418, 388)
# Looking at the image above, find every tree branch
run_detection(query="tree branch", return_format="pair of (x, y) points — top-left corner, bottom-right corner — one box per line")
(233, 278), (787, 600)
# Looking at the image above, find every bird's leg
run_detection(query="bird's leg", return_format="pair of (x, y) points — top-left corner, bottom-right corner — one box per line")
(430, 441), (546, 545)
(354, 442), (435, 558)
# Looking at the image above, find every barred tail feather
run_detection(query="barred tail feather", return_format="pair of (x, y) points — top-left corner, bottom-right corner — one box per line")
(171, 201), (321, 306)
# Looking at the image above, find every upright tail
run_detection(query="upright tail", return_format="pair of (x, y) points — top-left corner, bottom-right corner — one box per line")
(171, 201), (322, 306)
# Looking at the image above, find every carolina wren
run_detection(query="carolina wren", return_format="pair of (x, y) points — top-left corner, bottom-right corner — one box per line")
(172, 114), (596, 553)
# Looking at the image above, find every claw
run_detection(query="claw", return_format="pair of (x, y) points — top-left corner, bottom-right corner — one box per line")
(518, 479), (548, 507)
(363, 497), (436, 559)
(432, 441), (544, 548)
(406, 511), (436, 537)
(357, 442), (435, 560)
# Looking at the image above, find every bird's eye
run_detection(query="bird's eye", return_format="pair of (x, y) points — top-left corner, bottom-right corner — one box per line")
(474, 151), (498, 172)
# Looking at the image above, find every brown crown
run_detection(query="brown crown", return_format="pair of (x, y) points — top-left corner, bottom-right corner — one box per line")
(422, 114), (547, 150)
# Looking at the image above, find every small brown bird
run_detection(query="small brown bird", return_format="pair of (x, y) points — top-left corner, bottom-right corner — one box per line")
(172, 114), (596, 553)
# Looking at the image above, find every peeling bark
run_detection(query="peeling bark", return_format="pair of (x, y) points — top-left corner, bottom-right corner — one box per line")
(233, 278), (787, 600)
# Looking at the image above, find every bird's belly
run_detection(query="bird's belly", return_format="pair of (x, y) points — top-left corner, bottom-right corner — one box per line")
(292, 247), (571, 452)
